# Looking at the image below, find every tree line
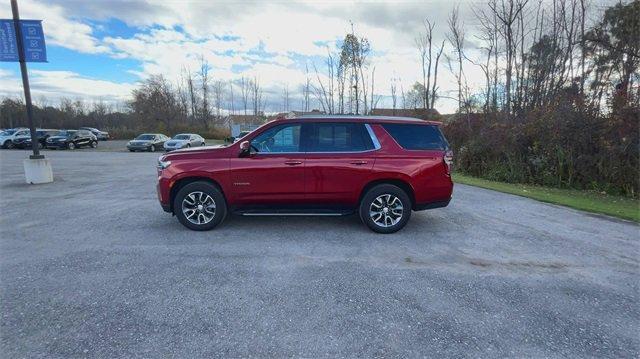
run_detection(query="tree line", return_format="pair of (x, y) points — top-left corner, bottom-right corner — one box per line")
(0, 0), (637, 196)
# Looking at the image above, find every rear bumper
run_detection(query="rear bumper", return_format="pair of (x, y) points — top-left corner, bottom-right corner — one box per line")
(414, 198), (451, 211)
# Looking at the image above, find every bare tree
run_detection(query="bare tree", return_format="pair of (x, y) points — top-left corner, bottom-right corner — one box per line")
(240, 76), (250, 115)
(447, 5), (466, 113)
(198, 57), (211, 127)
(390, 77), (398, 115)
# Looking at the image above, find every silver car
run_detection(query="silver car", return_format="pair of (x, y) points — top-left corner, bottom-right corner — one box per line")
(163, 133), (205, 151)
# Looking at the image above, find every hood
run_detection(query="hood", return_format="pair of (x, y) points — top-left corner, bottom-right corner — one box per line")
(164, 144), (228, 159)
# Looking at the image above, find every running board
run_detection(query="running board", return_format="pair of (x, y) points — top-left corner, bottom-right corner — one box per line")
(233, 208), (354, 216)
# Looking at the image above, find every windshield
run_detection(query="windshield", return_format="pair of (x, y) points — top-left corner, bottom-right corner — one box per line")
(135, 134), (155, 140)
(173, 135), (190, 140)
(0, 130), (16, 136)
(57, 130), (76, 137)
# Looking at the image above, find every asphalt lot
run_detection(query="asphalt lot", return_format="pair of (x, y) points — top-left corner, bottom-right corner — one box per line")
(1, 148), (638, 357)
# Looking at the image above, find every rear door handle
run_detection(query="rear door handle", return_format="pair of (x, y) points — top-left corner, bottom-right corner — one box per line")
(350, 160), (368, 165)
(284, 160), (303, 166)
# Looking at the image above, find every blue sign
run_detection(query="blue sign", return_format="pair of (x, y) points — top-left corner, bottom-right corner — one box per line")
(0, 19), (47, 62)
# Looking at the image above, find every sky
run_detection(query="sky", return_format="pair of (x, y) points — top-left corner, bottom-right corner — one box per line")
(0, 0), (501, 114)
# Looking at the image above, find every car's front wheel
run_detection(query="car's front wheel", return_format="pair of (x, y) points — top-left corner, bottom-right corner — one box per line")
(4, 140), (13, 149)
(67, 142), (75, 150)
(174, 181), (227, 231)
(150, 144), (156, 152)
(359, 184), (411, 234)
(90, 141), (97, 148)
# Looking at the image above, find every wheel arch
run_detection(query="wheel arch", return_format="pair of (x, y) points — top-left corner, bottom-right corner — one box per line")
(358, 178), (416, 209)
(169, 176), (225, 213)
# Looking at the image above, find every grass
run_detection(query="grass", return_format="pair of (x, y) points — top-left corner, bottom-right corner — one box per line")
(452, 173), (640, 222)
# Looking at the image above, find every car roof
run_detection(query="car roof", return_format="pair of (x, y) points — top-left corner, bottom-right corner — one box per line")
(277, 115), (442, 126)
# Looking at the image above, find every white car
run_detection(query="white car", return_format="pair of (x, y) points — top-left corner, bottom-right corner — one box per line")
(163, 133), (206, 152)
(0, 128), (30, 149)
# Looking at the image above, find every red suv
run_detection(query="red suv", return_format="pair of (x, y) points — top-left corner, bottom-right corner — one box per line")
(156, 116), (453, 233)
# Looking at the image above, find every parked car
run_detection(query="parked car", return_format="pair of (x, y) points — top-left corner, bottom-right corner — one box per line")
(79, 127), (110, 141)
(15, 129), (59, 149)
(0, 128), (30, 149)
(156, 116), (453, 233)
(164, 133), (205, 152)
(127, 133), (169, 152)
(46, 129), (98, 150)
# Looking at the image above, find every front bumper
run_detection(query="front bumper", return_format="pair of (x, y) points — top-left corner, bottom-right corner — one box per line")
(163, 146), (184, 152)
(127, 145), (152, 151)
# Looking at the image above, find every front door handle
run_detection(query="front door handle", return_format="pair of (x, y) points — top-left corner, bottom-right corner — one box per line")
(284, 160), (303, 166)
(350, 160), (368, 165)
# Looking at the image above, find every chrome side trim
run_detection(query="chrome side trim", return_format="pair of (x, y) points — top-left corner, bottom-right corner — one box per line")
(365, 123), (381, 150)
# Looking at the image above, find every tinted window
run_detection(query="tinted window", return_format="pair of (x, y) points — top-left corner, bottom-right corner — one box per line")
(382, 124), (448, 150)
(252, 124), (301, 153)
(309, 123), (374, 152)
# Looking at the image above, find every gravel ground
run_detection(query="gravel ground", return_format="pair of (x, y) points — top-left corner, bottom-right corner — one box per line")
(1, 149), (638, 358)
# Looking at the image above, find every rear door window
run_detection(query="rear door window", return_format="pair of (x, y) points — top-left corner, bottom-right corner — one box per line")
(381, 124), (448, 150)
(309, 123), (374, 152)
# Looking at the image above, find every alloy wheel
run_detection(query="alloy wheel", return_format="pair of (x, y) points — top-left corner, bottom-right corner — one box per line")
(181, 191), (217, 225)
(369, 194), (404, 228)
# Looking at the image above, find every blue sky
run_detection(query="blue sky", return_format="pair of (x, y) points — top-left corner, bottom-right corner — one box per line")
(0, 0), (494, 114)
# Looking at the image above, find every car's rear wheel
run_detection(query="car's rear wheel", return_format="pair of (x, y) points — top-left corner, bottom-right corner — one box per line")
(174, 181), (227, 231)
(186, 144), (191, 148)
(67, 142), (75, 150)
(359, 184), (411, 234)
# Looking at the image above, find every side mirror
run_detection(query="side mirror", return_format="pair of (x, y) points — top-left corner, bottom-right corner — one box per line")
(239, 140), (250, 157)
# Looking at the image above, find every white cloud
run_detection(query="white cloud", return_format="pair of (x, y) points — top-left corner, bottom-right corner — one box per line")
(0, 1), (109, 54)
(0, 69), (135, 103)
(4, 0), (503, 113)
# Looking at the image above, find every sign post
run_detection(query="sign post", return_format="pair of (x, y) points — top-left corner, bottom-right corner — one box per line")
(1, 0), (52, 183)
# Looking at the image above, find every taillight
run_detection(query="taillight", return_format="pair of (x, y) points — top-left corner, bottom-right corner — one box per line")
(444, 150), (454, 174)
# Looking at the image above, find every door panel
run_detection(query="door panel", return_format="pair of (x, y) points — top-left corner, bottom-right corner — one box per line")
(304, 154), (374, 206)
(228, 123), (306, 206)
(304, 123), (376, 206)
(229, 154), (306, 205)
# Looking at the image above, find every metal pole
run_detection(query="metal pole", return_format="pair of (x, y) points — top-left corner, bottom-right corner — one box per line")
(11, 0), (42, 159)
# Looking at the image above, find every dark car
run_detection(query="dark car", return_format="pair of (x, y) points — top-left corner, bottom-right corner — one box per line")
(127, 133), (169, 152)
(15, 129), (59, 149)
(80, 127), (110, 141)
(157, 116), (453, 233)
(46, 129), (98, 150)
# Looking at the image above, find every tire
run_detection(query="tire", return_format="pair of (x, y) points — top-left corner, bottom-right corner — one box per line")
(4, 140), (13, 149)
(201, 142), (205, 146)
(174, 181), (227, 231)
(359, 184), (412, 234)
(186, 144), (191, 148)
(67, 142), (75, 150)
(150, 145), (156, 152)
(129, 149), (135, 152)
(38, 142), (43, 149)
(90, 141), (97, 148)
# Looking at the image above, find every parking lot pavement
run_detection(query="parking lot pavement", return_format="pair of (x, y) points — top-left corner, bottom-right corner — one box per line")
(1, 149), (638, 358)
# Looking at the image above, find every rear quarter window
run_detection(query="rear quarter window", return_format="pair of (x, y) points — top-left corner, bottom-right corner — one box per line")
(381, 124), (448, 150)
